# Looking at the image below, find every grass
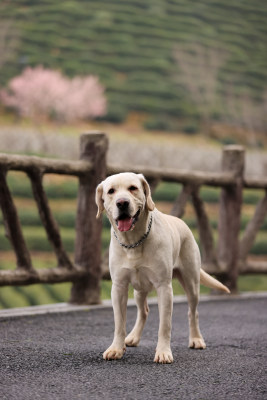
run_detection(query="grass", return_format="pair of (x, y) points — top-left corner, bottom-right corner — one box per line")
(0, 275), (266, 309)
(0, 284), (72, 309)
(238, 274), (267, 292)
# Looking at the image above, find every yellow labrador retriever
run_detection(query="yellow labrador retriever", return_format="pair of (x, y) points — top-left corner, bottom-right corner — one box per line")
(96, 172), (230, 364)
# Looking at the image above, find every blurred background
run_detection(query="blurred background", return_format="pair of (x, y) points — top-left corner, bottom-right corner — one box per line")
(0, 0), (266, 308)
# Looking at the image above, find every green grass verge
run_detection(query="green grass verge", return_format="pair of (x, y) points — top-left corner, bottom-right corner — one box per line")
(0, 275), (266, 309)
(0, 283), (72, 309)
(238, 275), (267, 292)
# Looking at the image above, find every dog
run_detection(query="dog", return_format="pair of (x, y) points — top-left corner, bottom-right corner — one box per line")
(96, 172), (230, 364)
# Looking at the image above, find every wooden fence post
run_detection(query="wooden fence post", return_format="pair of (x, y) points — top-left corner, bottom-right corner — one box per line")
(217, 145), (245, 293)
(70, 132), (108, 304)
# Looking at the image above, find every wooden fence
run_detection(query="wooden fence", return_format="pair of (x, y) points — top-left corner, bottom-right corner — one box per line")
(0, 132), (266, 303)
(0, 132), (108, 304)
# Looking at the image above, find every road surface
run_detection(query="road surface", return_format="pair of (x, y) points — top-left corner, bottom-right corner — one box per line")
(0, 296), (266, 400)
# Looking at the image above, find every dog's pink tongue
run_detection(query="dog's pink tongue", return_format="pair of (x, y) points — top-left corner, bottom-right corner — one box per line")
(118, 217), (132, 232)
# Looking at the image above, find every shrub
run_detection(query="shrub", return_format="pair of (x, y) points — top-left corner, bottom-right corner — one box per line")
(143, 116), (178, 132)
(153, 183), (181, 202)
(7, 174), (78, 199)
(100, 103), (128, 123)
(44, 181), (78, 199)
(0, 65), (107, 122)
(250, 240), (267, 255)
(199, 187), (220, 203)
(218, 136), (237, 146)
(182, 123), (199, 135)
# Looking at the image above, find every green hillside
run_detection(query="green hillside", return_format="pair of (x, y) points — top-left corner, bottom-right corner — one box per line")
(1, 0), (267, 124)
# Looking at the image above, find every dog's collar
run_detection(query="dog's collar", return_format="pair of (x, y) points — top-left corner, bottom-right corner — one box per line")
(113, 215), (153, 249)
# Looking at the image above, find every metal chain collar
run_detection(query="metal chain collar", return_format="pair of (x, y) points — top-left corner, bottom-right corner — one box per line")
(113, 215), (153, 249)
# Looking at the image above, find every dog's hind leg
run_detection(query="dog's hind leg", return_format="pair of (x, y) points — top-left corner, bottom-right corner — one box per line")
(178, 240), (206, 349)
(154, 282), (174, 363)
(185, 280), (206, 349)
(125, 290), (149, 347)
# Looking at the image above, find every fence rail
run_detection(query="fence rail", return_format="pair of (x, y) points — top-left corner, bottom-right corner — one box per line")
(0, 153), (92, 176)
(0, 132), (266, 303)
(109, 165), (267, 190)
(108, 165), (237, 187)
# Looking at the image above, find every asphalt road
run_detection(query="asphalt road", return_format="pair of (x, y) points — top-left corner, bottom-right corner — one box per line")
(0, 296), (266, 400)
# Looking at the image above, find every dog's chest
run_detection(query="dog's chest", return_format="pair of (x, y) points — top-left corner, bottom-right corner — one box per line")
(122, 254), (153, 291)
(129, 266), (154, 292)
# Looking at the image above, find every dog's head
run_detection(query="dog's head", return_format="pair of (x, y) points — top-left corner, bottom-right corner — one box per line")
(96, 172), (155, 232)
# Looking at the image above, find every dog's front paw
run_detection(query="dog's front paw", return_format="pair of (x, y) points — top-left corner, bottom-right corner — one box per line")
(125, 332), (140, 347)
(103, 345), (126, 360)
(154, 348), (173, 364)
(189, 337), (206, 349)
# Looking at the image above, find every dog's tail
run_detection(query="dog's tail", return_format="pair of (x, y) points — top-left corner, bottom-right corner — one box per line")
(200, 269), (230, 293)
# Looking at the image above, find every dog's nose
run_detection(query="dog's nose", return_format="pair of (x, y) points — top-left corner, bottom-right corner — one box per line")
(116, 198), (130, 210)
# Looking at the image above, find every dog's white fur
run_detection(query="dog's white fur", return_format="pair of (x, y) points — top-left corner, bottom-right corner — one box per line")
(96, 172), (230, 364)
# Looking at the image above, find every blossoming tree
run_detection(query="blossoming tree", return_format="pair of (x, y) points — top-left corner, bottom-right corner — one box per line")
(0, 66), (107, 122)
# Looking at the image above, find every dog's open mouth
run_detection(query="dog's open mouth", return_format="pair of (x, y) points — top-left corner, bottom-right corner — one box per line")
(116, 209), (140, 232)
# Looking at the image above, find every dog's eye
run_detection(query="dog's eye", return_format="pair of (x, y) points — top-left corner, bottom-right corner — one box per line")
(108, 188), (115, 195)
(129, 186), (138, 191)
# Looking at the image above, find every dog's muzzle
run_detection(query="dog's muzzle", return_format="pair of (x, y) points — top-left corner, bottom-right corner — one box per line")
(115, 200), (141, 232)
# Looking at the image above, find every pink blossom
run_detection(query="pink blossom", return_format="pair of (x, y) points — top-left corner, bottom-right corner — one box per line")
(0, 66), (107, 121)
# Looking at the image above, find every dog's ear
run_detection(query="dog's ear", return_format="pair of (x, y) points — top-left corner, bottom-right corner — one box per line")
(138, 174), (155, 211)
(95, 182), (104, 219)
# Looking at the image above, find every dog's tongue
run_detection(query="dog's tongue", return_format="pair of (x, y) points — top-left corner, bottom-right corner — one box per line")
(118, 217), (133, 232)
